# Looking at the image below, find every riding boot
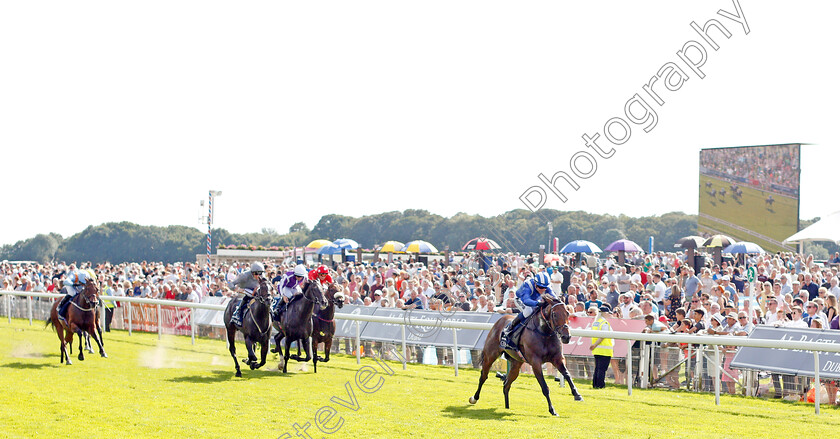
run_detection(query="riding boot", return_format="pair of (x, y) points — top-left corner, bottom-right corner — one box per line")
(501, 312), (525, 349)
(232, 296), (251, 327)
(57, 294), (72, 320)
(275, 300), (287, 321)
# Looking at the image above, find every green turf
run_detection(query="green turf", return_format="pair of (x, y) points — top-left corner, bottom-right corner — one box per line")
(1, 318), (838, 439)
(698, 174), (798, 246)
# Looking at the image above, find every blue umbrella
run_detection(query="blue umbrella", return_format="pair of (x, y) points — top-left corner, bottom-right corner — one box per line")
(723, 241), (765, 254)
(560, 240), (602, 254)
(316, 244), (343, 255)
(333, 238), (359, 250)
(400, 240), (439, 253)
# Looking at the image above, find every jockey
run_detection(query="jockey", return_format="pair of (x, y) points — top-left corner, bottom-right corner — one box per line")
(57, 266), (96, 321)
(273, 264), (308, 318)
(228, 262), (265, 327)
(309, 264), (333, 286)
(500, 272), (556, 350)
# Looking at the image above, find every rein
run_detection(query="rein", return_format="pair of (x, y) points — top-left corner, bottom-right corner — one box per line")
(537, 303), (566, 337)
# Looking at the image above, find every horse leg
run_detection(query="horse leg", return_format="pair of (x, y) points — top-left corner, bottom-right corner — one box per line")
(301, 337), (312, 363)
(531, 360), (557, 416)
(322, 336), (332, 363)
(77, 330), (86, 361)
(502, 361), (523, 410)
(85, 332), (94, 354)
(271, 331), (282, 354)
(227, 328), (242, 378)
(244, 338), (258, 370)
(256, 336), (268, 370)
(313, 340), (318, 374)
(470, 350), (497, 405)
(552, 357), (583, 401)
(283, 338), (292, 373)
(89, 325), (107, 358)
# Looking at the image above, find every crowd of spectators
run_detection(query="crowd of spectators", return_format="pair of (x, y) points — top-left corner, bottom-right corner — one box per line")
(699, 144), (800, 193)
(3, 246), (839, 401)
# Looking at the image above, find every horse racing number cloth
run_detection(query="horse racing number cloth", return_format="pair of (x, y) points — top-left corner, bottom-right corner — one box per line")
(730, 326), (840, 379)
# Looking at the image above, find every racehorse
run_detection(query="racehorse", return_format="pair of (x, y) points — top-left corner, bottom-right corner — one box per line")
(274, 280), (327, 373)
(766, 195), (775, 207)
(223, 277), (273, 377)
(46, 282), (107, 365)
(469, 295), (582, 416)
(311, 283), (344, 373)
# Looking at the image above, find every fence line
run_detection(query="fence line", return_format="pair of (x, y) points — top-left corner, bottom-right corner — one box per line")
(1, 290), (834, 413)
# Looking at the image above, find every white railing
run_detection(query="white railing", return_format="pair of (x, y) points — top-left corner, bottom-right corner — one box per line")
(1, 290), (835, 413)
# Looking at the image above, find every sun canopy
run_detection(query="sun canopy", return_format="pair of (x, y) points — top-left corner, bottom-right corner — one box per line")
(785, 211), (840, 245)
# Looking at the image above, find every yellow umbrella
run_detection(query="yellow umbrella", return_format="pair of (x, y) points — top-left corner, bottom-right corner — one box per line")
(305, 239), (334, 249)
(379, 241), (405, 253)
(401, 240), (439, 253)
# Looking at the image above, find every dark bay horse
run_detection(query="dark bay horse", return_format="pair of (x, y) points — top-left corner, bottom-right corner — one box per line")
(46, 282), (107, 365)
(224, 277), (273, 377)
(469, 294), (582, 416)
(274, 280), (327, 373)
(311, 283), (344, 373)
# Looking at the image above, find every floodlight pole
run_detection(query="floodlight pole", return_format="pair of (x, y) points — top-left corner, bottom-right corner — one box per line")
(207, 190), (222, 271)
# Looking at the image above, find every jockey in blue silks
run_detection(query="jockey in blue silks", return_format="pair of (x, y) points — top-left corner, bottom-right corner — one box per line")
(57, 266), (96, 321)
(500, 272), (556, 350)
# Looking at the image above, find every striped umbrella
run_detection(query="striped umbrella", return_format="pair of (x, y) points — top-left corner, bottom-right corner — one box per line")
(333, 238), (359, 250)
(378, 241), (405, 253)
(401, 240), (439, 253)
(305, 239), (334, 249)
(703, 234), (735, 248)
(462, 237), (502, 251)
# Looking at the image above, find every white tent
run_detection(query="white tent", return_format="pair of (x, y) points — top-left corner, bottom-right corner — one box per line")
(784, 211), (840, 251)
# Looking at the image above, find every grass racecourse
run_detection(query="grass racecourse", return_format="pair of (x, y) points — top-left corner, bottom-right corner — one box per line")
(2, 319), (839, 439)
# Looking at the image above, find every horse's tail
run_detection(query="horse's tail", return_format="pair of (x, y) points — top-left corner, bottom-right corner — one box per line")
(45, 315), (53, 329)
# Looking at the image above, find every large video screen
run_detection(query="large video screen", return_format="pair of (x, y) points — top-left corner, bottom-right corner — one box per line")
(698, 144), (800, 252)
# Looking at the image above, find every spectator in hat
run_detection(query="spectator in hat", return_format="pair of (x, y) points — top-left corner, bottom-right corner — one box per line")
(589, 305), (614, 389)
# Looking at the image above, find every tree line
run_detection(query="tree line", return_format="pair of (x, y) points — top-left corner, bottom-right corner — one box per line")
(1, 209), (829, 265)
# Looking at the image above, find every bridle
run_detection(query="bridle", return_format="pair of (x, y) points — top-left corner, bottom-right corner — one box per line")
(302, 280), (328, 308)
(72, 283), (99, 312)
(540, 301), (569, 336)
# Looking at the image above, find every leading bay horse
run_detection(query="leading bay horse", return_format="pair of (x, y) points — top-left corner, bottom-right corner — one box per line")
(46, 282), (107, 365)
(311, 283), (344, 373)
(273, 279), (327, 373)
(224, 277), (273, 377)
(469, 294), (582, 416)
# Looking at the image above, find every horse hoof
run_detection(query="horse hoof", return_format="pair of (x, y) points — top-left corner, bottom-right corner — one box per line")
(574, 395), (584, 402)
(468, 397), (477, 404)
(101, 353), (108, 358)
(550, 411), (559, 417)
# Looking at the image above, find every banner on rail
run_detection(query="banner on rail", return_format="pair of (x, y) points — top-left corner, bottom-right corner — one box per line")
(731, 326), (840, 378)
(122, 303), (193, 336)
(472, 315), (647, 357)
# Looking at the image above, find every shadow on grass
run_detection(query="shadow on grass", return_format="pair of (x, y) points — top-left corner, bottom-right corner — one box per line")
(168, 367), (297, 383)
(442, 405), (515, 421)
(1, 361), (58, 370)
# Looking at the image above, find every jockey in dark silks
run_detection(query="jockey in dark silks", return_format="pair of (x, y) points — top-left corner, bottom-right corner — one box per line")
(500, 272), (556, 350)
(57, 267), (96, 322)
(229, 262), (265, 328)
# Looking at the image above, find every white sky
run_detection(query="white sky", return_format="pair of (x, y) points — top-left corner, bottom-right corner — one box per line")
(1, 1), (837, 246)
